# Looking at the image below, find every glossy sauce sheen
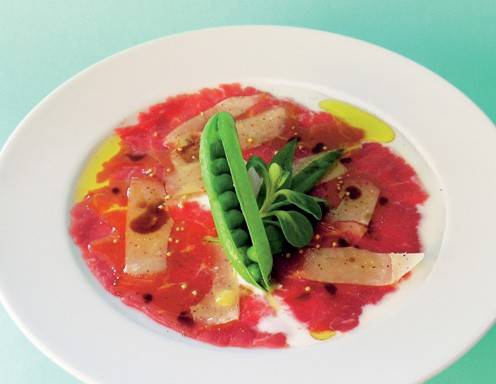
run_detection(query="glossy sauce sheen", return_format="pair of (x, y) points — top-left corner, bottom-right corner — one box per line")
(70, 84), (426, 347)
(129, 201), (168, 234)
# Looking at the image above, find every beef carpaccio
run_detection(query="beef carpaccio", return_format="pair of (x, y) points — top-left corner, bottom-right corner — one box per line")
(70, 84), (427, 348)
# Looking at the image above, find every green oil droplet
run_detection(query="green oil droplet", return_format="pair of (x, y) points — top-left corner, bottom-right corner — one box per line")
(319, 99), (395, 143)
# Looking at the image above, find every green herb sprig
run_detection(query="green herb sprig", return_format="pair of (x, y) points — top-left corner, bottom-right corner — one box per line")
(200, 111), (342, 290)
(247, 139), (342, 251)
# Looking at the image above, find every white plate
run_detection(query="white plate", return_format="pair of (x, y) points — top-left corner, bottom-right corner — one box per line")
(0, 26), (495, 384)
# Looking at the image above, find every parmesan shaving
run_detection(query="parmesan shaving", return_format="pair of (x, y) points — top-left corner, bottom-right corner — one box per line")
(300, 247), (423, 286)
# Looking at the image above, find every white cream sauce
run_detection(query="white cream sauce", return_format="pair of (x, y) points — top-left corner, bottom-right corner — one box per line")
(257, 297), (316, 346)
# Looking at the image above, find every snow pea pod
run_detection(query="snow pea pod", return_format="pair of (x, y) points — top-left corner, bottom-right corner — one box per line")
(200, 112), (273, 290)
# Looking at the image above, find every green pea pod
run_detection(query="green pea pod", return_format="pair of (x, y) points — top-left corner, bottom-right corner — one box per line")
(218, 113), (273, 289)
(292, 149), (343, 193)
(200, 112), (273, 290)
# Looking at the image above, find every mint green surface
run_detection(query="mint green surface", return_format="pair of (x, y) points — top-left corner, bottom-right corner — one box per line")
(0, 1), (494, 383)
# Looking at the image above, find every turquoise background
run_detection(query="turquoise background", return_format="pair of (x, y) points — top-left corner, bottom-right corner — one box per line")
(0, 0), (494, 382)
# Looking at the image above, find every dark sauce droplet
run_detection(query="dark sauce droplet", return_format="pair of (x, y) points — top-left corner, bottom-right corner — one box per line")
(177, 311), (195, 326)
(127, 153), (146, 161)
(111, 187), (120, 195)
(340, 157), (352, 164)
(142, 293), (153, 303)
(337, 238), (350, 247)
(324, 283), (337, 295)
(345, 186), (362, 199)
(312, 142), (326, 154)
(130, 201), (168, 234)
(379, 196), (389, 205)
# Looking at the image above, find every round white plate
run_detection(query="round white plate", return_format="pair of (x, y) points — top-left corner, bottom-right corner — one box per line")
(0, 26), (494, 384)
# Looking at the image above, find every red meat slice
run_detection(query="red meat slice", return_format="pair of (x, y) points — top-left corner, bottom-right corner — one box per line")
(347, 143), (428, 206)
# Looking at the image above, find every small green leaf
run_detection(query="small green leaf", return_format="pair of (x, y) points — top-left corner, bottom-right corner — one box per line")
(265, 224), (285, 254)
(268, 163), (283, 187)
(273, 210), (313, 248)
(273, 189), (322, 219)
(262, 218), (280, 227)
(267, 163), (291, 189)
(292, 149), (343, 193)
(311, 196), (329, 209)
(270, 139), (297, 173)
(277, 169), (291, 189)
